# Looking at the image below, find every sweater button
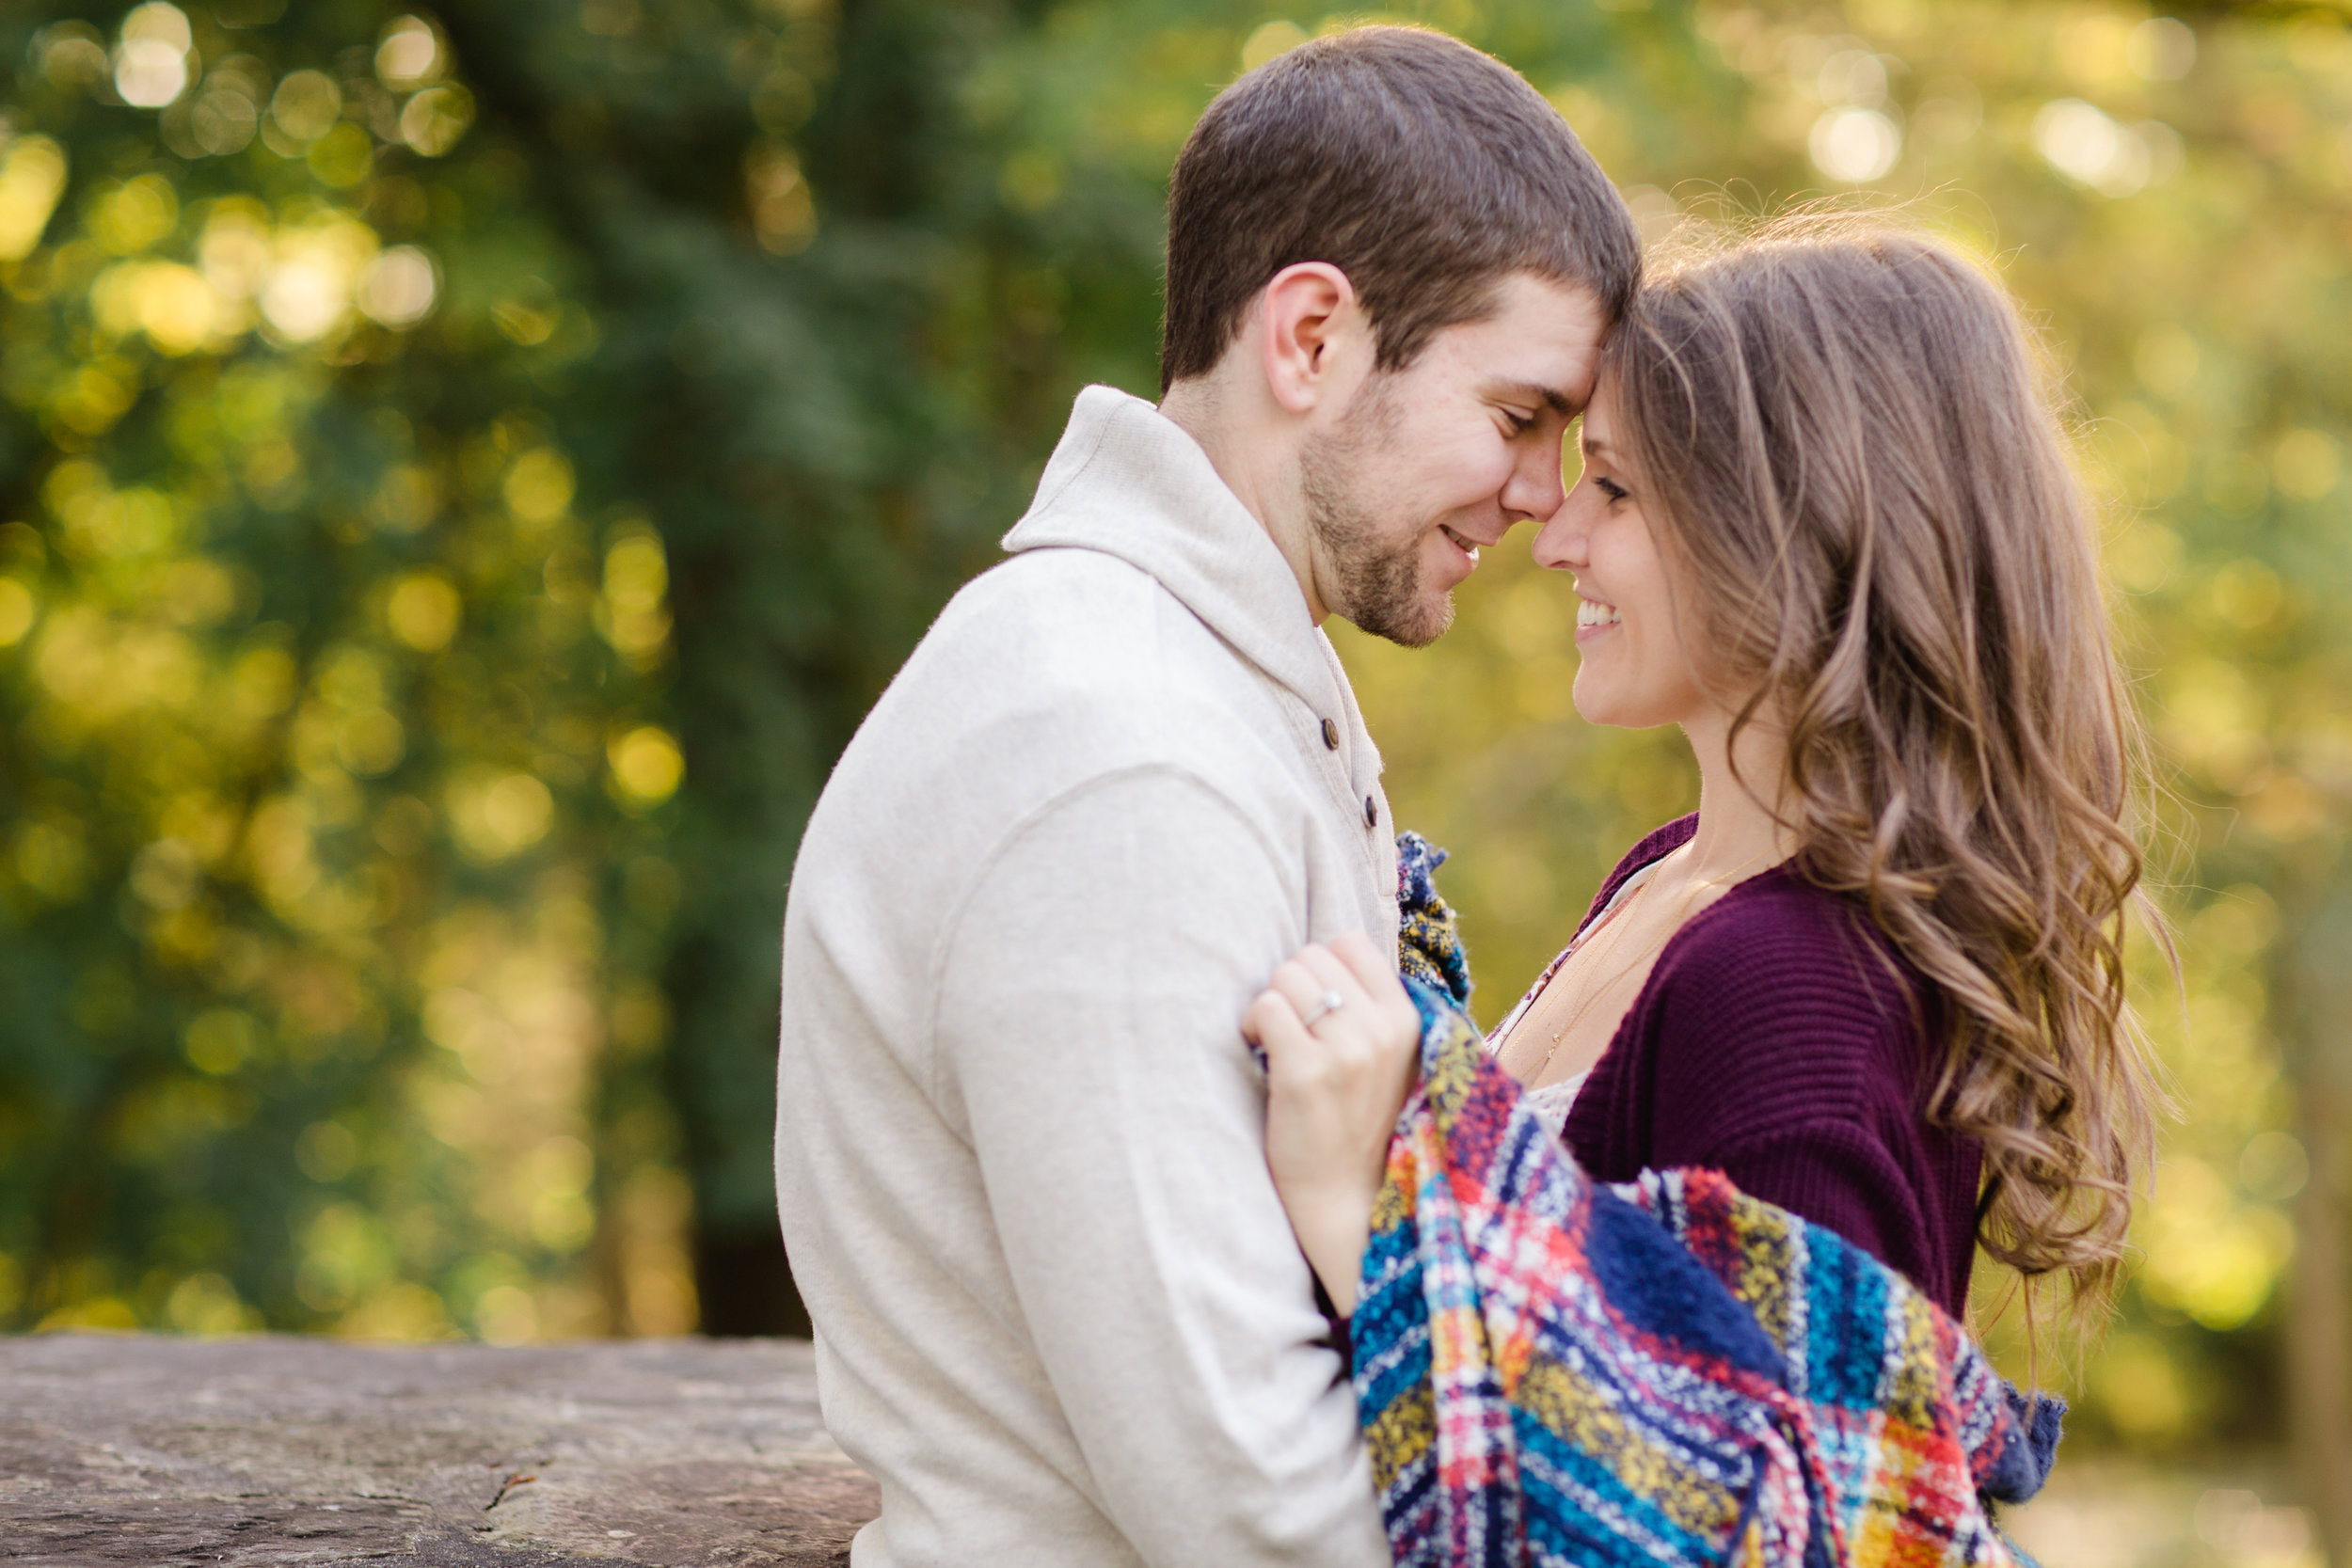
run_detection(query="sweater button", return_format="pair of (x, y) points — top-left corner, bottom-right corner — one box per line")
(1363, 796), (1378, 828)
(1321, 718), (1340, 751)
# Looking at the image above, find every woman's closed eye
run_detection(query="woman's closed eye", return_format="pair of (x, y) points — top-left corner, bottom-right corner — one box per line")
(1593, 475), (1629, 503)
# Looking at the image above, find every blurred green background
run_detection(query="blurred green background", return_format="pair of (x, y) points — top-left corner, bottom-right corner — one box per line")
(0, 0), (2345, 1560)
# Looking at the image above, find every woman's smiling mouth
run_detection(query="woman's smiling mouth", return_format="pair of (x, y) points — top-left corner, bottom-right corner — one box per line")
(1575, 596), (1621, 641)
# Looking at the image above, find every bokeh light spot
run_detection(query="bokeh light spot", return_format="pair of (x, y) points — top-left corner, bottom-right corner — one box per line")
(997, 149), (1067, 214)
(370, 465), (439, 534)
(35, 24), (109, 91)
(166, 1272), (254, 1337)
(199, 203), (273, 299)
(308, 122), (376, 188)
(92, 260), (229, 354)
(2033, 98), (2152, 197)
(474, 1283), (538, 1344)
(14, 818), (89, 903)
(2273, 428), (2340, 500)
(2192, 1491), (2313, 1564)
(358, 246), (439, 328)
(131, 838), (202, 909)
(451, 772), (555, 861)
(400, 85), (476, 157)
(1815, 49), (1886, 109)
(746, 146), (817, 255)
(338, 708), (406, 776)
(0, 136), (70, 261)
(260, 259), (345, 340)
(2240, 1130), (2309, 1202)
(387, 572), (462, 651)
(597, 531), (670, 664)
(90, 174), (181, 256)
(120, 2), (193, 54)
(609, 726), (684, 808)
(115, 6), (194, 108)
(185, 1008), (259, 1075)
(114, 39), (190, 109)
(0, 580), (37, 646)
(602, 534), (665, 613)
(2128, 17), (2197, 82)
(1808, 106), (1900, 182)
(504, 450), (576, 522)
(190, 63), (264, 155)
(255, 221), (386, 344)
(376, 17), (441, 89)
(485, 776), (552, 846)
(270, 70), (343, 144)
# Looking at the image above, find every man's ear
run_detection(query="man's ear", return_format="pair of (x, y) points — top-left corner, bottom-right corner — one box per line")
(1257, 261), (1364, 416)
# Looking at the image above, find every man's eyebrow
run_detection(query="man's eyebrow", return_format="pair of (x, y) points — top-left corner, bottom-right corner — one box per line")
(1490, 381), (1579, 418)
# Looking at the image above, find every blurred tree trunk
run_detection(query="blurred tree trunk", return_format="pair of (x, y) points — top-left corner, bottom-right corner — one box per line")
(432, 0), (1041, 1337)
(2277, 859), (2352, 1564)
(2290, 1127), (2350, 1565)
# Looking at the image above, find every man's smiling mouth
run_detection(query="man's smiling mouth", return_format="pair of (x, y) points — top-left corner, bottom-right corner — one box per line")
(1438, 524), (1481, 562)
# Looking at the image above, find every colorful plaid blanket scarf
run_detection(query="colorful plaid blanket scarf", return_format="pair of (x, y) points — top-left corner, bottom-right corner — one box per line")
(1366, 834), (2060, 1567)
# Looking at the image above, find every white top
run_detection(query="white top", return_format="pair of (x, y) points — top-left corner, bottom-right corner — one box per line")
(776, 386), (1397, 1568)
(1521, 1070), (1592, 1140)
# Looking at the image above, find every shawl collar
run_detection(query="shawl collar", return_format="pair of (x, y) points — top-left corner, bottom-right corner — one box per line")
(1003, 386), (1375, 775)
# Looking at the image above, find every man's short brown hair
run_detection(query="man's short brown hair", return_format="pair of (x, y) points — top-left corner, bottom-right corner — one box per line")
(1160, 25), (1641, 392)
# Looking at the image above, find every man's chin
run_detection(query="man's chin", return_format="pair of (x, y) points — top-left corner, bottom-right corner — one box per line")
(1354, 589), (1454, 650)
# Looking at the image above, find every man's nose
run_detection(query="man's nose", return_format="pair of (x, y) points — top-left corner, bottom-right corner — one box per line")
(1503, 443), (1568, 523)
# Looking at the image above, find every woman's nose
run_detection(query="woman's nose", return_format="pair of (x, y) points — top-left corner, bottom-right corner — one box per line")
(1530, 497), (1584, 571)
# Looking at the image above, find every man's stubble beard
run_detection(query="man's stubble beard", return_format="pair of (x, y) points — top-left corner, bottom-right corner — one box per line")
(1298, 376), (1455, 650)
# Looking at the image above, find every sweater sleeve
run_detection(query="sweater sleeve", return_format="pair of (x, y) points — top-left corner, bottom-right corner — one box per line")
(935, 768), (1391, 1568)
(1634, 900), (1944, 1291)
(1700, 1123), (1923, 1280)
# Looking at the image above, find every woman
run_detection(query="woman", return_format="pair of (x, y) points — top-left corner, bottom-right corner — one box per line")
(1249, 222), (2165, 1338)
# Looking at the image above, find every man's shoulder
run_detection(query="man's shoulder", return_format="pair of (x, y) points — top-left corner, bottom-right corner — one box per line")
(936, 546), (1165, 657)
(899, 547), (1283, 749)
(800, 547), (1316, 880)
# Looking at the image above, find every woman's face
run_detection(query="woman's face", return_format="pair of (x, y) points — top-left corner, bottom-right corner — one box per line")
(1530, 377), (1713, 730)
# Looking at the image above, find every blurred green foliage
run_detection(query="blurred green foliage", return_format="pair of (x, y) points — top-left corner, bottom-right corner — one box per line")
(1, 0), (2347, 1533)
(0, 0), (1157, 1341)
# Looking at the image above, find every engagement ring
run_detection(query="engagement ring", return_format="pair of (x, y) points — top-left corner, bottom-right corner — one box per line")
(1298, 990), (1346, 1029)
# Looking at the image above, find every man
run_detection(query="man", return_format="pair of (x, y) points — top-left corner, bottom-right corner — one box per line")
(776, 25), (1639, 1566)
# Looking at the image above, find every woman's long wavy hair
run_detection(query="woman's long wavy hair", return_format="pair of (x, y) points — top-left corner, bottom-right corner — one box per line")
(1606, 218), (2165, 1330)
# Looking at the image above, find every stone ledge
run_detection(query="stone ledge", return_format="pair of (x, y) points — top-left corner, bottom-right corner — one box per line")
(0, 1333), (878, 1566)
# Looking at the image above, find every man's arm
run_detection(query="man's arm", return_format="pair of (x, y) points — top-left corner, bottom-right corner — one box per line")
(935, 767), (1391, 1568)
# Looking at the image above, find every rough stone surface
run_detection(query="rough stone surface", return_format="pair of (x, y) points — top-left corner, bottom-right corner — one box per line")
(0, 1334), (878, 1567)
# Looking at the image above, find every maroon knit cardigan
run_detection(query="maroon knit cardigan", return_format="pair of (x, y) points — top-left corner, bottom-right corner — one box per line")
(1556, 815), (1983, 1317)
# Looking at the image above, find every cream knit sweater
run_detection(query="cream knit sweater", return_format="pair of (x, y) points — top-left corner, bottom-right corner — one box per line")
(775, 386), (1397, 1567)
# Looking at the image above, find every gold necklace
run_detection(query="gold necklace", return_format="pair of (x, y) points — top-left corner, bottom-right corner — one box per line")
(1518, 844), (1781, 1082)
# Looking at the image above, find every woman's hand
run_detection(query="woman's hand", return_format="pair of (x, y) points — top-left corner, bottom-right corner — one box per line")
(1242, 930), (1423, 1318)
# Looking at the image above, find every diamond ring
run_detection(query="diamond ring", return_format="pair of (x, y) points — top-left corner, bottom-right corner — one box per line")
(1296, 990), (1346, 1029)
